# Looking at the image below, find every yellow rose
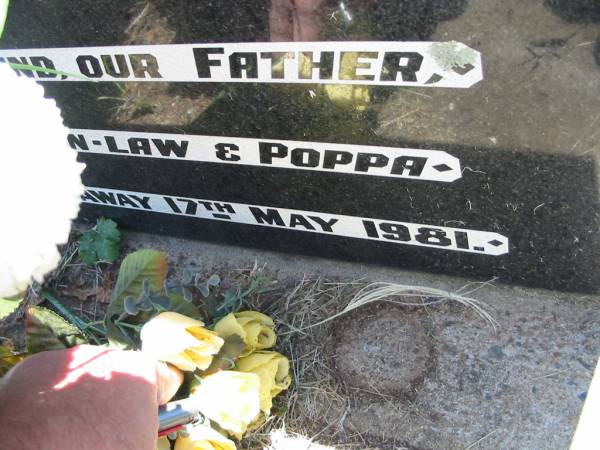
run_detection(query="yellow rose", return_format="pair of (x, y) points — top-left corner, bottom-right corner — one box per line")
(191, 370), (260, 436)
(141, 312), (224, 371)
(324, 52), (371, 111)
(270, 52), (314, 80)
(235, 351), (291, 414)
(174, 426), (236, 450)
(157, 436), (171, 450)
(213, 311), (276, 356)
(0, 343), (25, 377)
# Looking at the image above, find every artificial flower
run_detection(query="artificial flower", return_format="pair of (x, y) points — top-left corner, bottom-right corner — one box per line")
(235, 351), (291, 414)
(190, 370), (260, 436)
(0, 63), (85, 297)
(271, 52), (313, 79)
(323, 52), (371, 111)
(157, 436), (171, 450)
(213, 311), (276, 356)
(0, 342), (25, 377)
(141, 312), (224, 371)
(174, 425), (236, 450)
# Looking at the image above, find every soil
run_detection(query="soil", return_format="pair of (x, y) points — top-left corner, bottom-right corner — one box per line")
(332, 303), (434, 399)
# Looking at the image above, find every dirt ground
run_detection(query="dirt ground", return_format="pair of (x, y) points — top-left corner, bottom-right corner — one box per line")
(4, 230), (593, 450)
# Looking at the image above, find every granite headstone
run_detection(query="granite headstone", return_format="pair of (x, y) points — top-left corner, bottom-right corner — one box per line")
(2, 0), (599, 293)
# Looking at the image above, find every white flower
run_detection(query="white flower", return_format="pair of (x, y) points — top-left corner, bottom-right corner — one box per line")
(0, 63), (84, 297)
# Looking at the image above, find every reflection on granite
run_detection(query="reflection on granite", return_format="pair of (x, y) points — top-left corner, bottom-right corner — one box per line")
(2, 0), (600, 292)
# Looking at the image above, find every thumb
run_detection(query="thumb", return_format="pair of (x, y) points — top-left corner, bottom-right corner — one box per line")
(155, 361), (183, 405)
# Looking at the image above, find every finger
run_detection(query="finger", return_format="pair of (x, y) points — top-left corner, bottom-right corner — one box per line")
(155, 361), (183, 405)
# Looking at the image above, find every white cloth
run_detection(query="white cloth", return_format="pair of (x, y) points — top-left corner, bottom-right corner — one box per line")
(0, 63), (84, 297)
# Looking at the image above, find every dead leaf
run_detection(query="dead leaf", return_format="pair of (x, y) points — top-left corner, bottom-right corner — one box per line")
(96, 269), (117, 304)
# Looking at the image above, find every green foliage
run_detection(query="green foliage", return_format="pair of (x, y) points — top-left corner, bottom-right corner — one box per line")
(0, 0), (9, 40)
(0, 295), (21, 320)
(105, 249), (168, 348)
(23, 247), (270, 353)
(41, 290), (99, 344)
(104, 250), (203, 349)
(122, 279), (170, 315)
(178, 269), (221, 302)
(216, 274), (270, 319)
(170, 268), (270, 322)
(25, 306), (88, 354)
(78, 218), (121, 265)
(166, 292), (204, 319)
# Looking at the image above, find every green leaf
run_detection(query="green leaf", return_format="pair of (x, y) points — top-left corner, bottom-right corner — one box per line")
(0, 296), (21, 320)
(0, 0), (9, 40)
(168, 292), (203, 320)
(201, 335), (245, 375)
(78, 218), (121, 265)
(105, 250), (168, 348)
(96, 217), (120, 241)
(78, 235), (98, 265)
(25, 306), (88, 354)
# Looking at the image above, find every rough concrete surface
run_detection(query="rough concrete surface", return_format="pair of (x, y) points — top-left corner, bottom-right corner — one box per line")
(124, 230), (599, 450)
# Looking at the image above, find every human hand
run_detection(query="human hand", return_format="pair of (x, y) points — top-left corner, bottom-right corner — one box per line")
(0, 345), (182, 450)
(270, 0), (326, 41)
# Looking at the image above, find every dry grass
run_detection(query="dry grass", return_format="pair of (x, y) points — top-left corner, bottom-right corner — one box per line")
(240, 275), (497, 450)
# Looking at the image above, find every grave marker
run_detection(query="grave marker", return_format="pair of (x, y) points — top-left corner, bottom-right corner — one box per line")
(2, 0), (599, 293)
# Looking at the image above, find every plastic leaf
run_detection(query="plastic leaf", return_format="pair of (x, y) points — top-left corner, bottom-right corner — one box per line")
(182, 268), (194, 285)
(183, 287), (194, 302)
(123, 296), (139, 315)
(137, 297), (154, 312)
(168, 293), (202, 319)
(150, 295), (171, 310)
(165, 279), (183, 294)
(142, 278), (151, 295)
(25, 306), (88, 354)
(199, 285), (210, 298)
(207, 274), (221, 287)
(0, 296), (21, 320)
(202, 334), (246, 375)
(105, 250), (168, 348)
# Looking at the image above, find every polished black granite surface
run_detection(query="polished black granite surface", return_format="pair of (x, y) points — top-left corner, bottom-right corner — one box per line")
(3, 0), (600, 292)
